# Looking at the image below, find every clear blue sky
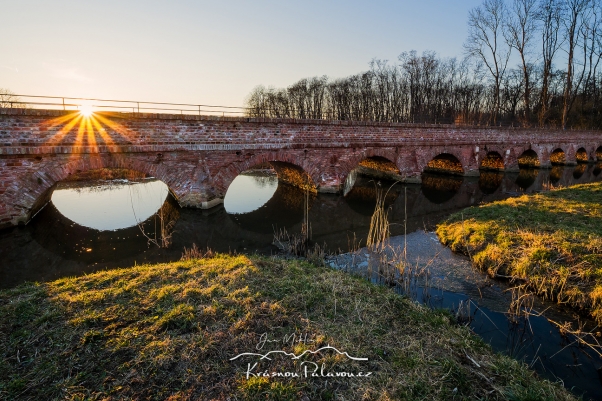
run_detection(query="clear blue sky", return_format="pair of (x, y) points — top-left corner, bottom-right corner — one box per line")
(0, 0), (482, 106)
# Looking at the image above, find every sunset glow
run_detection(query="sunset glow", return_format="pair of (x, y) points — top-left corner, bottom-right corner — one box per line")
(79, 104), (94, 117)
(42, 112), (129, 152)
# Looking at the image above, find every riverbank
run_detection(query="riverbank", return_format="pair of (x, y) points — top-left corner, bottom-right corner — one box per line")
(437, 181), (602, 323)
(0, 254), (574, 400)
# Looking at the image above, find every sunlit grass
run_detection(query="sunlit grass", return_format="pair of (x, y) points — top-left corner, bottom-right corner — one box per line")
(437, 182), (602, 322)
(0, 255), (575, 400)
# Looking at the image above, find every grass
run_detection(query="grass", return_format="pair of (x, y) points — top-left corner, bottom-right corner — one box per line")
(437, 181), (602, 323)
(0, 254), (576, 400)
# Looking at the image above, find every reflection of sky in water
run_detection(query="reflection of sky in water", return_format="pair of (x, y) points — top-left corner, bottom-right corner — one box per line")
(224, 174), (277, 214)
(51, 180), (169, 231)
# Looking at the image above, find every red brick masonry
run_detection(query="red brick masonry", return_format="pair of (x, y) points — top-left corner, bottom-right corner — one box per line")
(1, 108), (600, 228)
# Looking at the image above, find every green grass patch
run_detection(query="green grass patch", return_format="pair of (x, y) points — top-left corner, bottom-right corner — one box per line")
(0, 254), (575, 400)
(437, 181), (602, 322)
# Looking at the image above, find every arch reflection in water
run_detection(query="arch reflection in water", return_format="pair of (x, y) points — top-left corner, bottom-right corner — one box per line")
(478, 171), (504, 194)
(344, 175), (401, 216)
(573, 163), (586, 179)
(594, 162), (602, 176)
(225, 169), (311, 233)
(224, 170), (278, 214)
(515, 169), (538, 190)
(421, 173), (463, 204)
(51, 179), (170, 231)
(549, 166), (563, 184)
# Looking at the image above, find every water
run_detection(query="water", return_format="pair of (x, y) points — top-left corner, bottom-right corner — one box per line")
(1, 163), (602, 399)
(328, 231), (602, 400)
(51, 179), (169, 231)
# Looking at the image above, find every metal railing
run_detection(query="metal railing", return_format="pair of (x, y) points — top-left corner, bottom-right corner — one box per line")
(0, 93), (248, 117)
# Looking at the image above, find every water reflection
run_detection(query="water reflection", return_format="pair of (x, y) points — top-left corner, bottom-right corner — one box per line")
(478, 171), (503, 194)
(229, 182), (313, 234)
(344, 177), (401, 216)
(550, 166), (563, 184)
(421, 173), (463, 204)
(224, 171), (278, 214)
(515, 168), (538, 190)
(573, 163), (587, 179)
(51, 179), (169, 230)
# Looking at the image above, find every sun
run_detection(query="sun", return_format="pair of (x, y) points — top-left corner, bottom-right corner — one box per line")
(79, 104), (94, 117)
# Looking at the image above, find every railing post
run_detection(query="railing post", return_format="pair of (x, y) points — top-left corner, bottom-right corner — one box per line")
(62, 98), (65, 110)
(198, 105), (201, 115)
(137, 102), (140, 114)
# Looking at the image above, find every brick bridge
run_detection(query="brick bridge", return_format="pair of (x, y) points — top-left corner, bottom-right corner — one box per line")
(1, 109), (601, 228)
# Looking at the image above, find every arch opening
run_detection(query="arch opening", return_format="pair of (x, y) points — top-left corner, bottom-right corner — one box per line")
(224, 162), (313, 232)
(480, 152), (505, 171)
(550, 148), (566, 165)
(596, 146), (602, 161)
(344, 156), (401, 196)
(576, 148), (588, 163)
(424, 153), (464, 176)
(357, 156), (400, 177)
(269, 161), (317, 194)
(224, 163), (279, 214)
(517, 149), (540, 168)
(50, 168), (176, 232)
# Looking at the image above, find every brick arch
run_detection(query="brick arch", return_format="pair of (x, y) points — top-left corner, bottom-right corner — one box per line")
(415, 146), (475, 175)
(585, 143), (601, 161)
(15, 154), (179, 225)
(575, 146), (589, 163)
(549, 146), (567, 165)
(420, 149), (467, 175)
(479, 150), (505, 170)
(340, 148), (400, 184)
(516, 147), (542, 168)
(215, 150), (318, 196)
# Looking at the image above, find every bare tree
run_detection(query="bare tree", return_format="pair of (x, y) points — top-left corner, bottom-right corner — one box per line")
(0, 88), (21, 108)
(561, 0), (591, 128)
(537, 0), (564, 126)
(464, 0), (512, 124)
(506, 0), (538, 124)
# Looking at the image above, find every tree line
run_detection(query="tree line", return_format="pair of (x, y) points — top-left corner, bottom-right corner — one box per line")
(246, 0), (602, 129)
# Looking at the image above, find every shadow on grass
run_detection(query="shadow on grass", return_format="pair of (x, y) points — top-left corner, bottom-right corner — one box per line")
(0, 254), (578, 400)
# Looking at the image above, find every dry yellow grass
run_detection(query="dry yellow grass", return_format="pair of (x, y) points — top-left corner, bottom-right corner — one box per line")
(437, 182), (602, 322)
